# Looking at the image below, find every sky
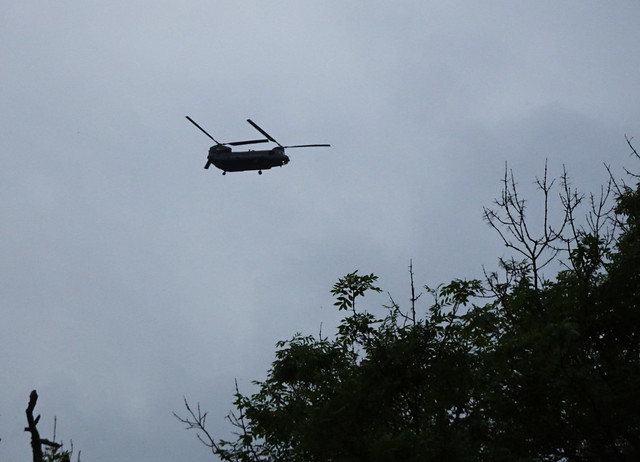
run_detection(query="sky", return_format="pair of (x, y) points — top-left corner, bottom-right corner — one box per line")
(1, 1), (639, 460)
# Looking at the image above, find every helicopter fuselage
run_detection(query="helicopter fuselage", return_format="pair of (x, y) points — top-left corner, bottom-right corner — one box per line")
(207, 145), (289, 173)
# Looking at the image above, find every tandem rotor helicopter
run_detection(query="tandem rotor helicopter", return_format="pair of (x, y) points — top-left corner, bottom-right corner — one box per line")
(186, 116), (330, 175)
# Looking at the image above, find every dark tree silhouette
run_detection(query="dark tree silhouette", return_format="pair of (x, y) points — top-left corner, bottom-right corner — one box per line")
(177, 140), (640, 461)
(25, 391), (62, 462)
(24, 391), (75, 462)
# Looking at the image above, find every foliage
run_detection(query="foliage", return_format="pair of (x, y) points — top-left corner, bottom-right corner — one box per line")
(330, 270), (382, 312)
(177, 146), (640, 461)
(43, 444), (73, 462)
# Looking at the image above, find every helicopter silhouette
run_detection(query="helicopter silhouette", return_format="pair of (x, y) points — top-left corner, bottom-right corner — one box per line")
(186, 116), (330, 175)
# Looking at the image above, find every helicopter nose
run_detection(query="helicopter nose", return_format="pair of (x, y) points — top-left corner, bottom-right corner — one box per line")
(284, 155), (290, 165)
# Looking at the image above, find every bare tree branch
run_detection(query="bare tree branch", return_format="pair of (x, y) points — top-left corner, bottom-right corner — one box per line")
(173, 397), (222, 455)
(484, 161), (581, 294)
(625, 134), (640, 177)
(25, 390), (62, 462)
(409, 260), (422, 325)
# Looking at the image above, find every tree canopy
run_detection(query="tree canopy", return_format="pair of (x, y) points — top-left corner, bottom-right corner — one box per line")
(177, 145), (640, 461)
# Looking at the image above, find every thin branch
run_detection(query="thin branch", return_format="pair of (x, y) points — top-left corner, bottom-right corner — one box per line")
(623, 135), (640, 178)
(409, 260), (422, 325)
(484, 162), (586, 295)
(385, 292), (412, 326)
(173, 397), (222, 455)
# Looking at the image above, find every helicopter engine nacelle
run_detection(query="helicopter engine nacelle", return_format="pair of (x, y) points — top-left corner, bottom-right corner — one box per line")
(209, 145), (232, 154)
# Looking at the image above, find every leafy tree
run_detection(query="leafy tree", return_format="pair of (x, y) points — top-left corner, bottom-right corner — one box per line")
(177, 143), (640, 461)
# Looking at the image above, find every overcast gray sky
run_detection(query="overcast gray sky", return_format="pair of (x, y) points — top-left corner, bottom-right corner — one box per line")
(2, 1), (639, 460)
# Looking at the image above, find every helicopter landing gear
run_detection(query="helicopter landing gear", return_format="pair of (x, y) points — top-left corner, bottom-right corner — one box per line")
(258, 170), (262, 175)
(222, 171), (226, 175)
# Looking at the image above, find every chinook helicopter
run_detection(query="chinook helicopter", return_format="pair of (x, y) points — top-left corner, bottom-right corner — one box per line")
(186, 116), (330, 175)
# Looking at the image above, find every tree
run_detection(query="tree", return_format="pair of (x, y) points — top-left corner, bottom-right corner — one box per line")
(177, 144), (640, 461)
(24, 390), (76, 462)
(479, 153), (639, 460)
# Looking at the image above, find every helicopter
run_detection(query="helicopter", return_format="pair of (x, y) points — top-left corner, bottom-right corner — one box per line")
(186, 116), (330, 175)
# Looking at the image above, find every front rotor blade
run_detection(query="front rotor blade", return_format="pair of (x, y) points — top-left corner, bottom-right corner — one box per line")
(284, 144), (331, 149)
(246, 119), (281, 146)
(186, 116), (220, 144)
(227, 139), (269, 146)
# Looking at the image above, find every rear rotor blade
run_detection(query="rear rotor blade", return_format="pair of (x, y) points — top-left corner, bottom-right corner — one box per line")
(284, 144), (331, 149)
(247, 119), (282, 147)
(186, 116), (220, 144)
